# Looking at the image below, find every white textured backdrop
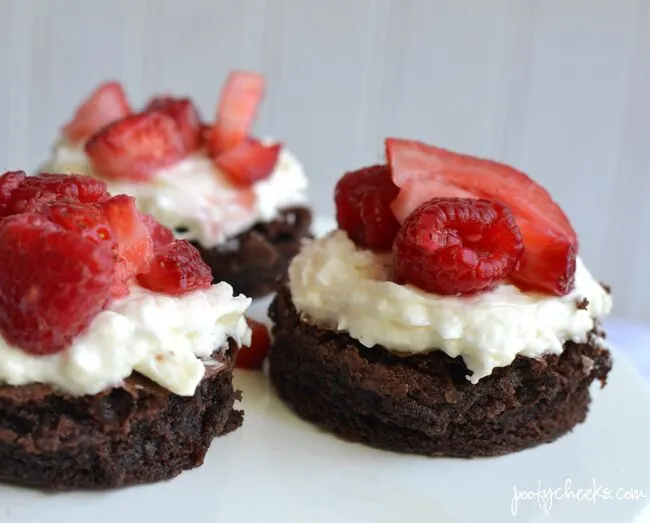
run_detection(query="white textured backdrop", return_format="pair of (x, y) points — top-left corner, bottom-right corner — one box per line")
(0, 0), (648, 322)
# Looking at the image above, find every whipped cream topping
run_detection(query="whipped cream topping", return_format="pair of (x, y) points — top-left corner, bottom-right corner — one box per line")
(41, 139), (309, 248)
(289, 230), (612, 383)
(0, 282), (251, 396)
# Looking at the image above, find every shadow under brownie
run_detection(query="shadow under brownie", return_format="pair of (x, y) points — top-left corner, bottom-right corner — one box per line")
(191, 206), (312, 298)
(0, 343), (243, 491)
(268, 287), (612, 457)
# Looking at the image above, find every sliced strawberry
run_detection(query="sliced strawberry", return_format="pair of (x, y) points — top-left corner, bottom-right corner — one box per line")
(137, 240), (212, 296)
(200, 123), (212, 147)
(145, 97), (202, 152)
(511, 224), (577, 295)
(385, 138), (577, 295)
(235, 318), (271, 370)
(385, 139), (577, 244)
(85, 112), (187, 182)
(62, 81), (131, 143)
(215, 138), (281, 187)
(390, 179), (474, 223)
(141, 213), (175, 249)
(100, 195), (153, 282)
(208, 71), (264, 155)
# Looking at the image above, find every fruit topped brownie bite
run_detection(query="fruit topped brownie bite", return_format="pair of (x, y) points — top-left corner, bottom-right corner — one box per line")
(0, 171), (252, 489)
(41, 71), (311, 298)
(268, 138), (612, 457)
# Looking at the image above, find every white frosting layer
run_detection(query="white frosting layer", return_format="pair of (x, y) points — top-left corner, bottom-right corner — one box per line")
(0, 283), (251, 396)
(41, 139), (309, 248)
(289, 230), (612, 383)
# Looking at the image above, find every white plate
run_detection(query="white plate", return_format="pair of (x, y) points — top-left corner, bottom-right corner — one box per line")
(1, 217), (649, 523)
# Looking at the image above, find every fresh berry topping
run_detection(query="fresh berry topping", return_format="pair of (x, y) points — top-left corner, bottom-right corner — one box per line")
(392, 198), (523, 295)
(510, 227), (577, 295)
(214, 138), (281, 187)
(0, 213), (115, 354)
(390, 178), (474, 224)
(145, 97), (202, 152)
(100, 195), (153, 282)
(137, 240), (212, 296)
(62, 81), (131, 143)
(385, 138), (577, 295)
(208, 71), (264, 155)
(85, 112), (188, 182)
(0, 171), (27, 218)
(142, 214), (175, 249)
(200, 123), (212, 146)
(7, 174), (109, 216)
(14, 173), (109, 204)
(0, 171), (26, 203)
(48, 202), (114, 244)
(334, 165), (400, 251)
(235, 318), (271, 370)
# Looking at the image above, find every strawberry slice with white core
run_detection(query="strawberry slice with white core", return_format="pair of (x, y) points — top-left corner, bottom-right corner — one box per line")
(208, 71), (265, 155)
(214, 139), (282, 187)
(390, 179), (474, 223)
(385, 138), (577, 296)
(100, 195), (154, 283)
(85, 112), (188, 182)
(62, 82), (131, 143)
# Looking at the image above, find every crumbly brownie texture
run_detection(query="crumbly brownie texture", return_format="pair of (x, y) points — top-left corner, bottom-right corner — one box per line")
(269, 288), (612, 457)
(0, 343), (243, 490)
(192, 206), (312, 298)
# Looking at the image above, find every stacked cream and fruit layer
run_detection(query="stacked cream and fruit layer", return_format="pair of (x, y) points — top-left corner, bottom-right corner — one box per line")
(0, 283), (251, 396)
(0, 171), (251, 397)
(41, 72), (308, 249)
(289, 139), (612, 383)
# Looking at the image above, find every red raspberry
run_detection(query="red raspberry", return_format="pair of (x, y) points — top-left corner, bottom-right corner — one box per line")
(0, 171), (27, 218)
(393, 198), (523, 295)
(137, 240), (212, 296)
(334, 165), (400, 251)
(386, 138), (577, 295)
(19, 174), (108, 202)
(235, 318), (271, 370)
(10, 174), (109, 214)
(0, 171), (26, 203)
(0, 214), (115, 355)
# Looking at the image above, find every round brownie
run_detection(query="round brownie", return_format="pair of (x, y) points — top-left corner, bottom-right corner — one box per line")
(0, 342), (243, 490)
(192, 206), (312, 298)
(268, 288), (612, 457)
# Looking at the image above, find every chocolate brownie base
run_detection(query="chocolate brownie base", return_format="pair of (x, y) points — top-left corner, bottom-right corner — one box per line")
(268, 288), (612, 457)
(0, 343), (243, 490)
(192, 206), (312, 298)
